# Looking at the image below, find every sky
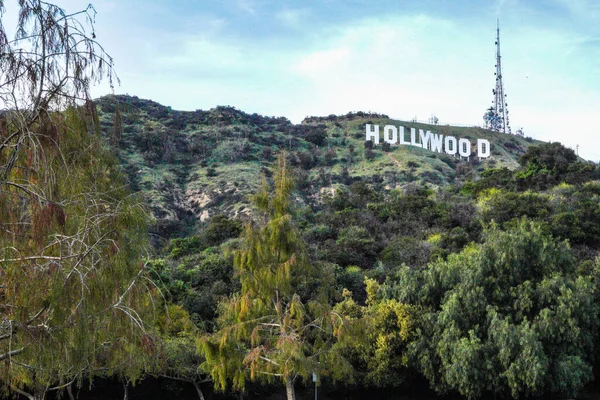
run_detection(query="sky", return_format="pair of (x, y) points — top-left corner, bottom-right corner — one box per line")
(5, 0), (600, 160)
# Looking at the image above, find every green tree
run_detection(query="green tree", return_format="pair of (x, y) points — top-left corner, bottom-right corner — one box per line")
(0, 110), (157, 399)
(200, 154), (350, 400)
(155, 304), (209, 400)
(334, 279), (414, 388)
(387, 220), (599, 398)
(516, 142), (578, 190)
(477, 188), (551, 225)
(380, 236), (430, 269)
(0, 2), (156, 398)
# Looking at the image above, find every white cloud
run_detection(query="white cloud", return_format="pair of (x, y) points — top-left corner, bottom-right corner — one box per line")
(276, 8), (309, 29)
(293, 47), (352, 76)
(237, 0), (257, 15)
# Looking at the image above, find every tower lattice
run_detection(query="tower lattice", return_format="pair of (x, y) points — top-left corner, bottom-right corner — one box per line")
(483, 19), (512, 134)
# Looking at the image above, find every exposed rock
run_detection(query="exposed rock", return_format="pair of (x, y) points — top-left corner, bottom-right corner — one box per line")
(187, 191), (212, 209)
(200, 210), (210, 222)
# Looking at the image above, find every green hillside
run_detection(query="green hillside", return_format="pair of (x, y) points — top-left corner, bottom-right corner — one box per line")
(6, 2), (600, 399)
(96, 94), (543, 239)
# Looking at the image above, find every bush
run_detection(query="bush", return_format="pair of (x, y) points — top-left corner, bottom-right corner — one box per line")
(203, 215), (242, 246)
(206, 167), (217, 177)
(388, 221), (599, 398)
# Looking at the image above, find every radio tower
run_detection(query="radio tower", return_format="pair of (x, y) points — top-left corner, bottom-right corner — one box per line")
(483, 19), (512, 134)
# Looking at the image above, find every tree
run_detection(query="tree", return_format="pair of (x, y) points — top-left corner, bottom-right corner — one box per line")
(477, 188), (551, 225)
(516, 142), (578, 190)
(387, 220), (599, 398)
(334, 279), (414, 388)
(461, 167), (515, 195)
(333, 226), (376, 268)
(155, 304), (209, 400)
(200, 154), (350, 400)
(0, 2), (156, 398)
(380, 236), (430, 269)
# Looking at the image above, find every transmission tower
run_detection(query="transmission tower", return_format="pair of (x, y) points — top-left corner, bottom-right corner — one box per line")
(483, 19), (511, 134)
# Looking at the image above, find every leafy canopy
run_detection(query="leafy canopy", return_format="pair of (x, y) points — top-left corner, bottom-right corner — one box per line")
(386, 220), (599, 399)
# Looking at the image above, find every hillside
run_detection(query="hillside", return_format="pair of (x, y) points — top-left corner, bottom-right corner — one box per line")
(95, 94), (543, 240)
(89, 96), (600, 399)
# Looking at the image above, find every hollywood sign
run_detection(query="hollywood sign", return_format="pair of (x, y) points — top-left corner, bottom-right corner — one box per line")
(366, 124), (491, 159)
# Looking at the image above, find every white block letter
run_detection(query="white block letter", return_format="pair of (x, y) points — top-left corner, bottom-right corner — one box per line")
(383, 125), (398, 145)
(419, 130), (432, 150)
(399, 126), (410, 145)
(445, 136), (457, 155)
(365, 124), (380, 144)
(410, 128), (422, 147)
(477, 139), (491, 158)
(459, 139), (471, 158)
(431, 133), (444, 153)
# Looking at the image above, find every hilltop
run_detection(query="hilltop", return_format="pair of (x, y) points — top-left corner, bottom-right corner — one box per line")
(95, 94), (543, 240)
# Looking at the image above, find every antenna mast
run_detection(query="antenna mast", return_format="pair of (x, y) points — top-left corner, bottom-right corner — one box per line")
(484, 19), (512, 134)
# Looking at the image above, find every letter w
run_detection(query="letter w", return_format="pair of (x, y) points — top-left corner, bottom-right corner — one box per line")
(419, 130), (432, 150)
(430, 133), (444, 153)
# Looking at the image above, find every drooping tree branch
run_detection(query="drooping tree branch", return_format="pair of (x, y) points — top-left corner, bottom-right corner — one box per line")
(0, 1), (156, 397)
(0, 347), (25, 361)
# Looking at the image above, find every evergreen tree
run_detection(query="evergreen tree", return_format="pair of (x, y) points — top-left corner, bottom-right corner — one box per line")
(201, 154), (350, 400)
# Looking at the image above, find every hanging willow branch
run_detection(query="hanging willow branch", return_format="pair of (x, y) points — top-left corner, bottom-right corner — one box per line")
(0, 2), (156, 398)
(0, 0), (118, 177)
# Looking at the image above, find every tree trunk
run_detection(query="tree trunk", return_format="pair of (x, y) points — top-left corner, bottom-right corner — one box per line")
(192, 382), (206, 400)
(285, 376), (296, 400)
(123, 380), (129, 400)
(67, 384), (75, 400)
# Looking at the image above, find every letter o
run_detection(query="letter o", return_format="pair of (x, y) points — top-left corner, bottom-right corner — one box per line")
(445, 136), (457, 155)
(459, 139), (471, 157)
(383, 125), (398, 144)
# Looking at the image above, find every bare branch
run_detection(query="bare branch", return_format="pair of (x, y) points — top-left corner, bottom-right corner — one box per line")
(0, 347), (25, 361)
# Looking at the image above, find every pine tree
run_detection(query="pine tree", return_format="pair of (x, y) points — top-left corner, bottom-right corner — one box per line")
(201, 154), (350, 400)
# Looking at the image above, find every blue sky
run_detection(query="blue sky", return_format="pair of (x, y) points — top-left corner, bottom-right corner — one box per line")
(11, 0), (600, 160)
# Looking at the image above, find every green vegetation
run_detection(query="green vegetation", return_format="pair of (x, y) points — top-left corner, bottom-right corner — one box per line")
(143, 135), (600, 399)
(390, 221), (598, 398)
(0, 2), (156, 399)
(201, 155), (350, 400)
(93, 94), (543, 243)
(2, 2), (600, 399)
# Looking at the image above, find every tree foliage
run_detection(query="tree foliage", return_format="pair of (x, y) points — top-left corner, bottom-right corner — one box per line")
(515, 142), (597, 190)
(387, 220), (599, 398)
(0, 2), (155, 398)
(0, 109), (157, 398)
(200, 154), (350, 400)
(334, 279), (414, 388)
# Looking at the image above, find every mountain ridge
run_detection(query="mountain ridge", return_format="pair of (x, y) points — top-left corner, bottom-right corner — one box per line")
(94, 94), (545, 241)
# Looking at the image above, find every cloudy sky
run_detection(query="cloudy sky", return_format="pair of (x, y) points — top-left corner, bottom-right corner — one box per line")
(7, 0), (600, 160)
